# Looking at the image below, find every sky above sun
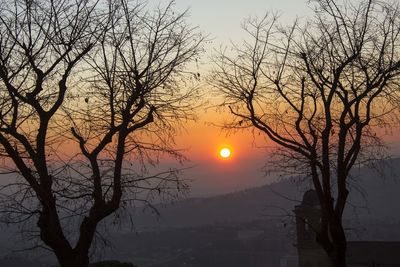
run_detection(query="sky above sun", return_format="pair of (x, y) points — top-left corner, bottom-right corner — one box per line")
(0, 0), (398, 198)
(153, 0), (400, 197)
(160, 0), (312, 196)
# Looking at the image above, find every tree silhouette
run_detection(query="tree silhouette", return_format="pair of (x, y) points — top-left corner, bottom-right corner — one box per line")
(0, 0), (203, 266)
(211, 0), (400, 266)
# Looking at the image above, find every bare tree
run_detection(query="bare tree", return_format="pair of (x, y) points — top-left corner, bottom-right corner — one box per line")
(0, 0), (204, 266)
(211, 0), (400, 266)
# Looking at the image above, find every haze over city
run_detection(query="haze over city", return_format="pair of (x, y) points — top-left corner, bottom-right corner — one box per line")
(0, 0), (399, 267)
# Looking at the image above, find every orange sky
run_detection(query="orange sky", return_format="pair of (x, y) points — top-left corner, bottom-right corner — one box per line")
(168, 104), (279, 196)
(171, 103), (400, 196)
(4, 0), (400, 198)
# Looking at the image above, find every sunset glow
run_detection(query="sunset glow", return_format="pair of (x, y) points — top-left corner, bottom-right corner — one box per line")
(219, 147), (232, 159)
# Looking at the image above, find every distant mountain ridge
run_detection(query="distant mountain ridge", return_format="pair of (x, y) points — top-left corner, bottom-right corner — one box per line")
(0, 158), (399, 266)
(129, 158), (400, 230)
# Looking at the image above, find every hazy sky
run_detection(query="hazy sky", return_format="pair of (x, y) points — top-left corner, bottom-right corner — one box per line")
(150, 0), (400, 197)
(173, 0), (312, 42)
(159, 0), (313, 196)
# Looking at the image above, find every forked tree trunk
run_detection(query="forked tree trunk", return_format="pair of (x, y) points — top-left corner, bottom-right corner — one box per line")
(46, 233), (92, 267)
(38, 209), (96, 267)
(54, 250), (89, 267)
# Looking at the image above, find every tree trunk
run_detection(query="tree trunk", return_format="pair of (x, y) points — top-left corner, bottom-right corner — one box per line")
(329, 249), (347, 267)
(328, 224), (347, 267)
(38, 208), (94, 267)
(49, 239), (91, 267)
(56, 250), (89, 267)
(317, 210), (348, 267)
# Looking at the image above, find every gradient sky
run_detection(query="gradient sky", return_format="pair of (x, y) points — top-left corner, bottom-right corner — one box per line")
(160, 0), (311, 197)
(153, 0), (400, 197)
(174, 0), (312, 41)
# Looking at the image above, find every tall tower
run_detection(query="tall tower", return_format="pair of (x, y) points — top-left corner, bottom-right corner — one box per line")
(294, 189), (329, 267)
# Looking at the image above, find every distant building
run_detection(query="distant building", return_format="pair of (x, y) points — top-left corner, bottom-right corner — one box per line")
(295, 189), (400, 267)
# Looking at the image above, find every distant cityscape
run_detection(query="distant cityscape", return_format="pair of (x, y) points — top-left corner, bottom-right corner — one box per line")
(0, 158), (399, 267)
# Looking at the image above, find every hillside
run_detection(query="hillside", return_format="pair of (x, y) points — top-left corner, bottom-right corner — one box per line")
(0, 158), (399, 266)
(128, 158), (400, 230)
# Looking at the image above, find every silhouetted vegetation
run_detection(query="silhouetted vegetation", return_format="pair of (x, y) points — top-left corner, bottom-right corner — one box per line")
(211, 0), (400, 266)
(1, 0), (400, 266)
(0, 0), (203, 266)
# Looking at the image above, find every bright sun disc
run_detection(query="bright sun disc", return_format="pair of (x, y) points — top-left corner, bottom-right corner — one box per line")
(219, 147), (232, 158)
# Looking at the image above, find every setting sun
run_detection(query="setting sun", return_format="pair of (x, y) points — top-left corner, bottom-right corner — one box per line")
(219, 147), (232, 159)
